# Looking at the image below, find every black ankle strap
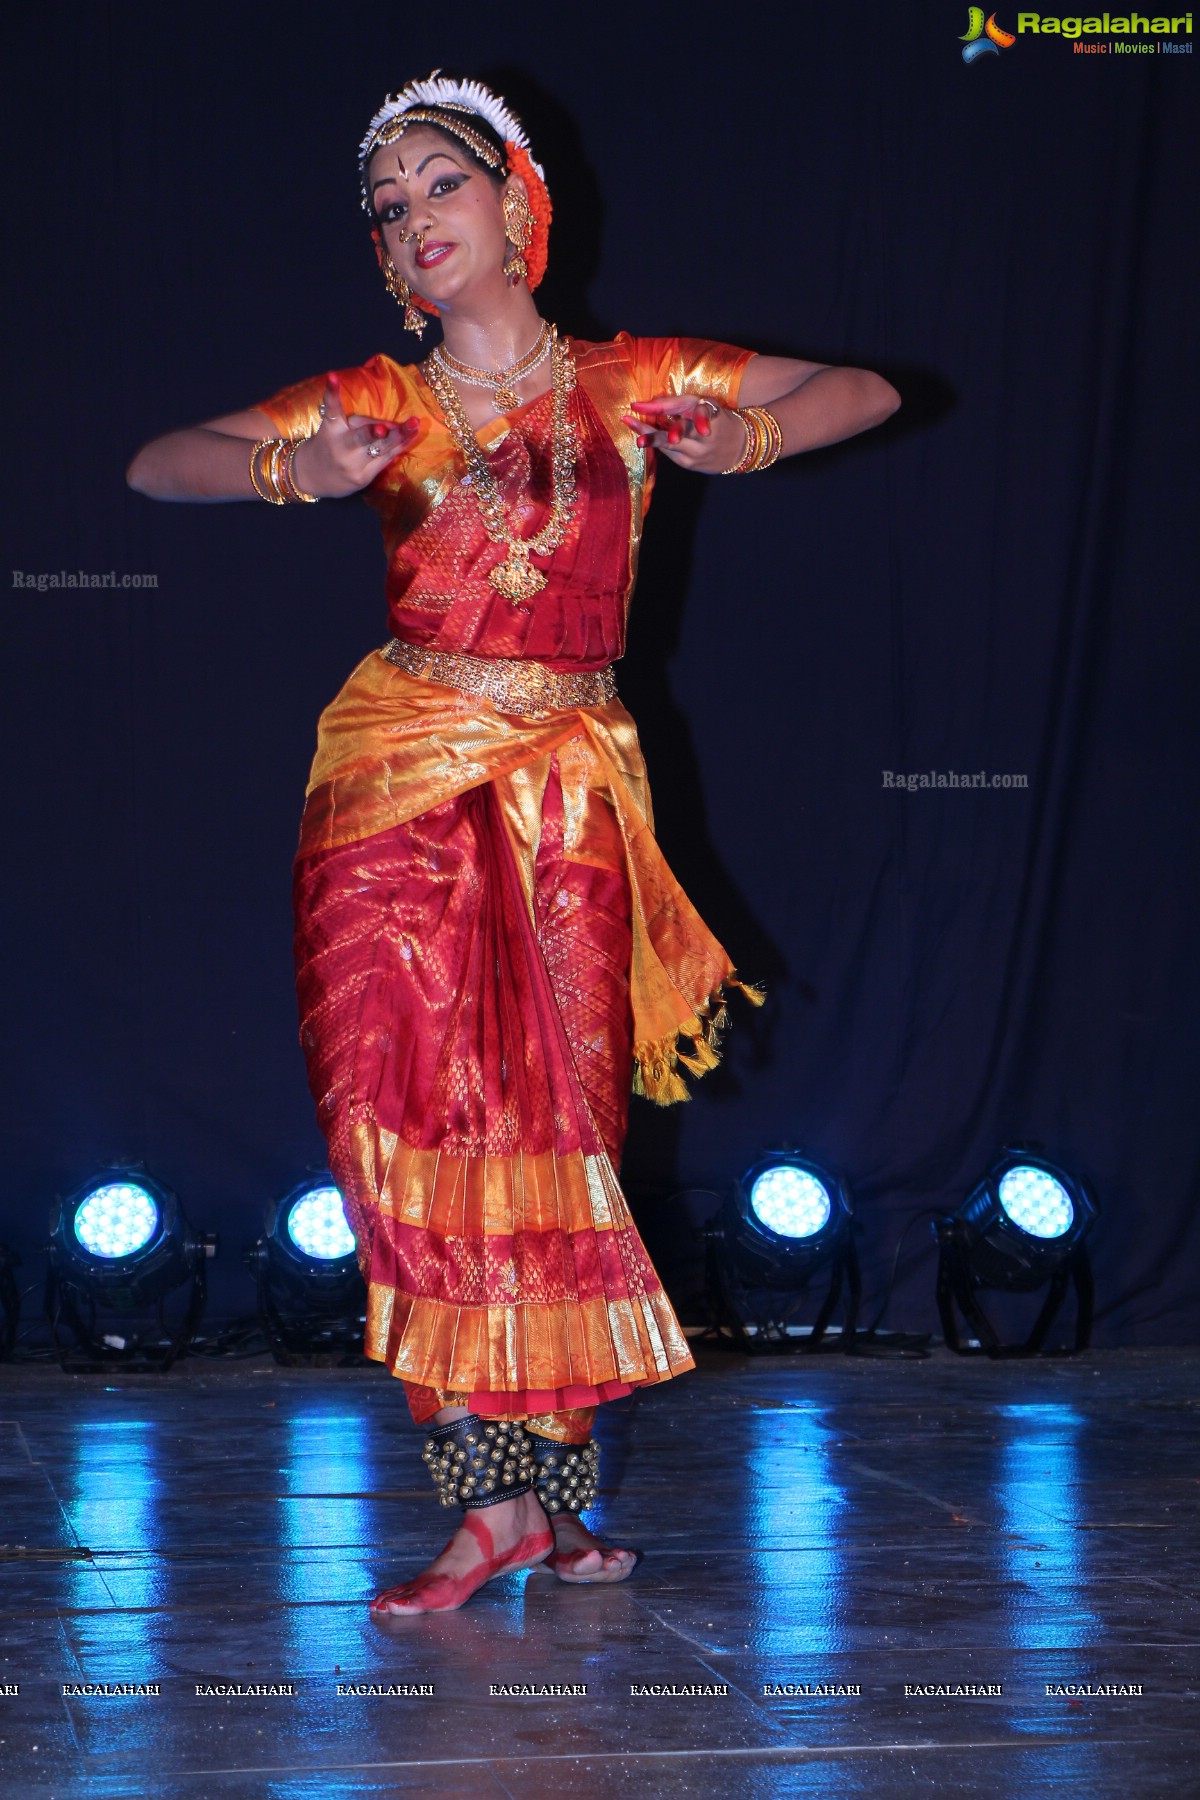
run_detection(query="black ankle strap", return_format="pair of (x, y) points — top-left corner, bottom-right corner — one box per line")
(421, 1414), (536, 1509)
(523, 1430), (600, 1514)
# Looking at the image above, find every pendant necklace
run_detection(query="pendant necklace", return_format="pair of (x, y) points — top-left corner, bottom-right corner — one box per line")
(433, 320), (553, 413)
(422, 325), (579, 609)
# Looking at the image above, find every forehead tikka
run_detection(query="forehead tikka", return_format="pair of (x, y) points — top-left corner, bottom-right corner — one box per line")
(374, 109), (503, 173)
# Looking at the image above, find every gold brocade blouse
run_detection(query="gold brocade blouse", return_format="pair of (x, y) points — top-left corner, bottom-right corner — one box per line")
(257, 333), (753, 671)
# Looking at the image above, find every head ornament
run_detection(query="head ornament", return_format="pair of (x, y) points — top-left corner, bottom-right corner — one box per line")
(358, 72), (545, 193)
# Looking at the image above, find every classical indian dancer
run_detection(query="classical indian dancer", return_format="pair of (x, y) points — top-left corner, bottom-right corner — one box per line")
(126, 72), (899, 1613)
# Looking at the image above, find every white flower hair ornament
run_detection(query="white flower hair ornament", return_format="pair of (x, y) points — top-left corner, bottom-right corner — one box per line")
(358, 70), (547, 209)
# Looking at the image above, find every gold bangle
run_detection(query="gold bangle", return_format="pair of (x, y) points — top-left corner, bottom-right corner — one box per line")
(273, 442), (295, 502)
(266, 438), (289, 503)
(726, 403), (784, 471)
(749, 405), (784, 469)
(252, 435), (322, 504)
(722, 405), (784, 473)
(282, 438), (320, 503)
(249, 438), (282, 504)
(275, 440), (301, 504)
(743, 408), (765, 471)
(720, 411), (755, 474)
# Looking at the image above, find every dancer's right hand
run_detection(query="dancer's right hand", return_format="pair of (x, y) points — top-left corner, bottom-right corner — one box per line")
(290, 372), (419, 497)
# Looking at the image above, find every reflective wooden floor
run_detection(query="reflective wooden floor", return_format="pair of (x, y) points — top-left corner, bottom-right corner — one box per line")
(2, 1344), (1198, 1797)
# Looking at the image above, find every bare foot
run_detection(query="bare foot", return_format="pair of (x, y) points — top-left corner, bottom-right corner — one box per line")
(370, 1491), (553, 1616)
(544, 1511), (637, 1585)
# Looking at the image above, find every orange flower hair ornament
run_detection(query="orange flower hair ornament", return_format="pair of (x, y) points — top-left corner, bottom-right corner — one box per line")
(359, 73), (552, 320)
(504, 143), (551, 291)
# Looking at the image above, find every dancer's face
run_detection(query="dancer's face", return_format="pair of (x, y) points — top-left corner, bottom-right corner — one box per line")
(369, 126), (510, 311)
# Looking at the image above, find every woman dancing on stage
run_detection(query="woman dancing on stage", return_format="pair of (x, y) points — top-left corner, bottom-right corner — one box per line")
(127, 72), (899, 1614)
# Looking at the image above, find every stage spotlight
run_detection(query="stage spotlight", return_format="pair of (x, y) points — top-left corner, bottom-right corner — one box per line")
(46, 1168), (217, 1369)
(285, 1184), (357, 1261)
(935, 1150), (1098, 1356)
(746, 1161), (834, 1240)
(704, 1151), (860, 1351)
(249, 1176), (366, 1364)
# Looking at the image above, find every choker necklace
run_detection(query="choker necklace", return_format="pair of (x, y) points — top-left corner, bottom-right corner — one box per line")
(422, 325), (578, 609)
(433, 320), (553, 413)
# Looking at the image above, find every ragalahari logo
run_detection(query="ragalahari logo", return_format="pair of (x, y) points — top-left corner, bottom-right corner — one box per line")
(961, 8), (1018, 58)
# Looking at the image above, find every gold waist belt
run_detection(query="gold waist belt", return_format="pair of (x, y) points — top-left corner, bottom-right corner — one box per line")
(380, 638), (618, 716)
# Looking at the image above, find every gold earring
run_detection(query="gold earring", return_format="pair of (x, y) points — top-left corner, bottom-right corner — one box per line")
(380, 246), (427, 339)
(502, 188), (533, 284)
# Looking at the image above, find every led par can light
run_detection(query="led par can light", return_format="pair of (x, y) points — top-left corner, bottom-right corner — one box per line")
(935, 1149), (1098, 1356)
(259, 1178), (362, 1307)
(953, 1153), (1096, 1291)
(735, 1152), (854, 1277)
(49, 1169), (210, 1310)
(45, 1165), (216, 1368)
(702, 1150), (861, 1351)
(249, 1175), (366, 1362)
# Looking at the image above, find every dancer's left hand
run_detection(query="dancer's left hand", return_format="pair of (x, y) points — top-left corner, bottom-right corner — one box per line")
(620, 394), (746, 471)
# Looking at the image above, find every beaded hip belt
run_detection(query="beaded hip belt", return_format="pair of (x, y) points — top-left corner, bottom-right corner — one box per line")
(380, 637), (618, 716)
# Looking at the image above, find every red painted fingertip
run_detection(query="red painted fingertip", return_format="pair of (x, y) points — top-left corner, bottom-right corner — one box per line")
(636, 434), (649, 449)
(696, 415), (711, 437)
(328, 370), (341, 389)
(667, 427), (682, 446)
(372, 422), (390, 437)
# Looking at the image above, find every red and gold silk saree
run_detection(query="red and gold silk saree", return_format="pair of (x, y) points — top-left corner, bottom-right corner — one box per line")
(259, 334), (761, 1424)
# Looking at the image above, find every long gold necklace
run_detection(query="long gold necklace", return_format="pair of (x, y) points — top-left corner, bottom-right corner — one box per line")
(422, 325), (578, 609)
(433, 320), (553, 413)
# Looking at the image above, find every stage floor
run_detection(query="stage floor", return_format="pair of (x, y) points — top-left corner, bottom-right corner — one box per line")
(2, 1343), (1198, 1797)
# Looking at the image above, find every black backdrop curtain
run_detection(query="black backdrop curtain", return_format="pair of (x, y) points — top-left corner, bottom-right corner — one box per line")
(4, 2), (1197, 1342)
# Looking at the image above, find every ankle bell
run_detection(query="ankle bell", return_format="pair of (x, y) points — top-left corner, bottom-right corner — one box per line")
(523, 1430), (601, 1514)
(421, 1414), (537, 1509)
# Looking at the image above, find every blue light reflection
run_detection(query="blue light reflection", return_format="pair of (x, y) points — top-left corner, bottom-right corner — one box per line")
(64, 1418), (164, 1672)
(993, 1403), (1099, 1657)
(280, 1410), (379, 1669)
(745, 1407), (849, 1657)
